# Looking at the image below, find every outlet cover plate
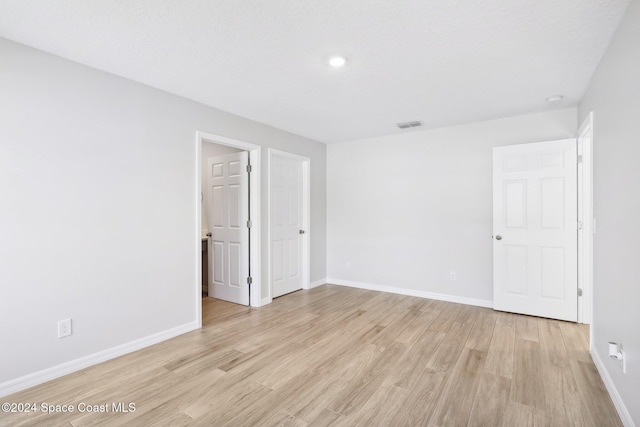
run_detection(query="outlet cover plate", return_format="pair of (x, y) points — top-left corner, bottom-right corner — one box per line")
(58, 319), (72, 338)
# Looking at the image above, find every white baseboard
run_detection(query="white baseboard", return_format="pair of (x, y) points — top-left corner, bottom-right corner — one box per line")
(0, 321), (199, 398)
(590, 347), (635, 427)
(260, 297), (273, 306)
(309, 278), (327, 289)
(326, 278), (493, 309)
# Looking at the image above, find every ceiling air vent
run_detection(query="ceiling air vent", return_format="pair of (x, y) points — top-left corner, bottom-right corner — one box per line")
(396, 121), (423, 129)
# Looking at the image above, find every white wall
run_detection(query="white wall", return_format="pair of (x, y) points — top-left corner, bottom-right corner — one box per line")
(0, 37), (326, 391)
(327, 109), (576, 304)
(579, 1), (640, 424)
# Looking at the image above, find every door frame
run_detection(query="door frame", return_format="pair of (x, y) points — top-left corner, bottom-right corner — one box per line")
(195, 131), (262, 327)
(578, 113), (594, 325)
(266, 149), (311, 303)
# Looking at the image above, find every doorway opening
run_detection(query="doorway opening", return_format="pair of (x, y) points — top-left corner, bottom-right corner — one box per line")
(195, 132), (262, 328)
(492, 124), (594, 325)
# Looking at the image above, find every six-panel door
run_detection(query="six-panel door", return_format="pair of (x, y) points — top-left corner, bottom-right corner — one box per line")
(206, 151), (250, 306)
(493, 139), (578, 321)
(271, 154), (304, 298)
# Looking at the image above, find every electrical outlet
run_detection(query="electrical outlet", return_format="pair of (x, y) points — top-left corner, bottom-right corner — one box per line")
(449, 271), (457, 282)
(346, 261), (352, 269)
(58, 319), (72, 338)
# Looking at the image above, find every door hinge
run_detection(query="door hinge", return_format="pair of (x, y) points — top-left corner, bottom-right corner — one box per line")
(247, 276), (252, 285)
(247, 220), (252, 228)
(577, 155), (583, 163)
(578, 288), (583, 297)
(246, 164), (252, 173)
(578, 221), (583, 230)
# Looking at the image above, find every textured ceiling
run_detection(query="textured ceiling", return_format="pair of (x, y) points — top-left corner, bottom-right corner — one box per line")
(0, 0), (630, 143)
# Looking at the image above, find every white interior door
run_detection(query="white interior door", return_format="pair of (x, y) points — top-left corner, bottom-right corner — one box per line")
(493, 139), (577, 321)
(271, 154), (304, 298)
(206, 151), (249, 305)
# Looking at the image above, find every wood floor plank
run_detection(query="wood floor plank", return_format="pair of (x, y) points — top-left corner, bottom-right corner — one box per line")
(325, 342), (407, 416)
(371, 308), (421, 347)
(305, 408), (346, 427)
(467, 372), (511, 427)
(560, 321), (593, 363)
(427, 302), (463, 332)
(501, 402), (547, 427)
(430, 348), (486, 426)
(344, 380), (409, 426)
(394, 306), (442, 344)
(495, 311), (519, 328)
(484, 323), (515, 378)
(387, 368), (449, 427)
(516, 315), (540, 342)
(406, 296), (435, 312)
(0, 285), (622, 427)
(542, 365), (591, 427)
(511, 338), (546, 409)
(260, 412), (308, 427)
(465, 309), (498, 351)
(570, 359), (624, 427)
(289, 343), (385, 422)
(391, 328), (446, 390)
(426, 309), (478, 372)
(538, 319), (570, 369)
(184, 380), (272, 424)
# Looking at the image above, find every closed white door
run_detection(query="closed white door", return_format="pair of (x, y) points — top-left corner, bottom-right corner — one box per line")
(271, 154), (304, 298)
(493, 139), (577, 321)
(206, 151), (250, 306)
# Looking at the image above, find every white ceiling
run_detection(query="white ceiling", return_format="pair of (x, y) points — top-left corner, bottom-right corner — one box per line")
(0, 0), (630, 143)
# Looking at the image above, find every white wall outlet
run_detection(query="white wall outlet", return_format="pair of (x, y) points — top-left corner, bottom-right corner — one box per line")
(450, 271), (457, 281)
(346, 261), (352, 269)
(58, 319), (72, 338)
(608, 341), (626, 373)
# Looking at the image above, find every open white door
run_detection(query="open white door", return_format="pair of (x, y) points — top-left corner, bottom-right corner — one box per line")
(493, 139), (577, 321)
(206, 151), (250, 306)
(270, 153), (305, 298)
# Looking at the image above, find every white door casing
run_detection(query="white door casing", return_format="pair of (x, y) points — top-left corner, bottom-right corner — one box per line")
(206, 151), (250, 305)
(270, 152), (306, 298)
(577, 113), (594, 325)
(493, 139), (578, 321)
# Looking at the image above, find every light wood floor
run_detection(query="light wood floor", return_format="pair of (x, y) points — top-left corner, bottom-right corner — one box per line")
(3, 285), (622, 426)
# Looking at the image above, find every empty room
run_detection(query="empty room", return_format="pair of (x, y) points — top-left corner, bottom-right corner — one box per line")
(1, 1), (638, 426)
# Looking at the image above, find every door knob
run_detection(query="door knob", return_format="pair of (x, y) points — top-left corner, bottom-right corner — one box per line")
(496, 235), (502, 240)
(206, 232), (212, 237)
(299, 230), (305, 234)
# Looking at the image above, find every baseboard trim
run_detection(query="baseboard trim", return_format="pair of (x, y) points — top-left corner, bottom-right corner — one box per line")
(261, 297), (273, 306)
(590, 347), (635, 427)
(327, 278), (493, 309)
(309, 279), (327, 289)
(0, 321), (199, 398)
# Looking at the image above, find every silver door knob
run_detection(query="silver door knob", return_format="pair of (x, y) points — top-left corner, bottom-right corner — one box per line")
(496, 235), (502, 240)
(299, 230), (305, 234)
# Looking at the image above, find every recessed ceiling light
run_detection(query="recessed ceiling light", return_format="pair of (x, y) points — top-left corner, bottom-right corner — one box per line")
(328, 55), (347, 68)
(546, 95), (564, 105)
